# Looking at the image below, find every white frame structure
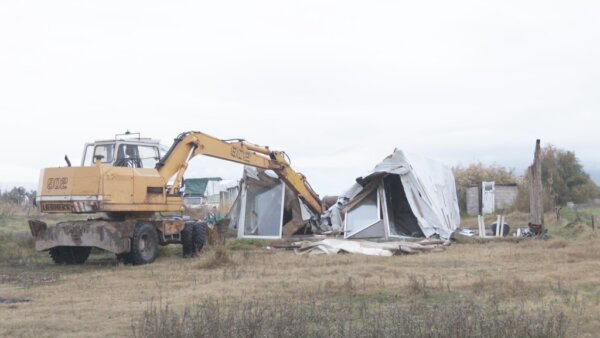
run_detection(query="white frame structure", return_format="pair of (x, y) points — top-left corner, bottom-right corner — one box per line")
(344, 180), (425, 240)
(237, 180), (285, 239)
(343, 187), (382, 239)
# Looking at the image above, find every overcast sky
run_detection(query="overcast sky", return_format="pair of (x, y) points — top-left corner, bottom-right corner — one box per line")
(1, 1), (598, 195)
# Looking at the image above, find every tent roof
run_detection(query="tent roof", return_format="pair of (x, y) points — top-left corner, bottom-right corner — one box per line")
(342, 149), (460, 239)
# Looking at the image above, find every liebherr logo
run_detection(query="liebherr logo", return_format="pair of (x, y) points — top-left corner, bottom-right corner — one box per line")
(47, 177), (68, 190)
(230, 147), (251, 162)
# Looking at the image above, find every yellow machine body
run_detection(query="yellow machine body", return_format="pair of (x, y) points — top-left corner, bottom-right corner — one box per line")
(38, 166), (182, 214)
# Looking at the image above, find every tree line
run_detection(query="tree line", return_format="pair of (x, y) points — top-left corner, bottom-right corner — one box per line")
(0, 186), (36, 206)
(453, 144), (599, 213)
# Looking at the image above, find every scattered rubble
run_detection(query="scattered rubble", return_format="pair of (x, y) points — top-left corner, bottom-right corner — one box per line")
(293, 238), (450, 256)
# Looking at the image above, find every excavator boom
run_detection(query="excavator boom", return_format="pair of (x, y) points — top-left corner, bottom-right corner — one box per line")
(36, 130), (322, 216)
(155, 131), (322, 215)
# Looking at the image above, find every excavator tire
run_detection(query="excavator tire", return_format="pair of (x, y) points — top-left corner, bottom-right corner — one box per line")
(49, 246), (92, 265)
(181, 222), (195, 257)
(193, 222), (207, 253)
(129, 223), (159, 265)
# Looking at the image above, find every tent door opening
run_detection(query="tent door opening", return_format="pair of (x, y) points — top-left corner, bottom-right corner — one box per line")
(383, 174), (424, 238)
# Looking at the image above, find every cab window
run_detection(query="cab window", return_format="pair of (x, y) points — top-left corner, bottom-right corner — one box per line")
(93, 145), (114, 164)
(115, 144), (141, 167)
(115, 144), (159, 168)
(139, 146), (160, 168)
(83, 145), (94, 166)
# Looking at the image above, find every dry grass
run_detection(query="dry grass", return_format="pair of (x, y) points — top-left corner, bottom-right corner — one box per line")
(1, 211), (600, 337)
(0, 202), (20, 218)
(197, 245), (232, 269)
(133, 294), (568, 338)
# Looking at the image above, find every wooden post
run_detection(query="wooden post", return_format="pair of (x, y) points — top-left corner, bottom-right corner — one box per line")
(478, 215), (485, 238)
(529, 139), (544, 232)
(478, 184), (483, 216)
(496, 215), (501, 236)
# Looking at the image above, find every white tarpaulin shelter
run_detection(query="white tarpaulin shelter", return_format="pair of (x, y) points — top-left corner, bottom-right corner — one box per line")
(331, 149), (460, 240)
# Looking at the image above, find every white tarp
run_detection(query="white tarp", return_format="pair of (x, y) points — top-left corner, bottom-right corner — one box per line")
(339, 149), (460, 240)
(294, 238), (450, 256)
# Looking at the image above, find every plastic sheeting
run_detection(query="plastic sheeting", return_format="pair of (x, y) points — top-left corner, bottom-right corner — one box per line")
(340, 149), (460, 240)
(295, 238), (450, 256)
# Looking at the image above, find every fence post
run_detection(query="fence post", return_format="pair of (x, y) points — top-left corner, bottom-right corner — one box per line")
(592, 216), (595, 232)
(495, 215), (501, 237)
(478, 215), (485, 238)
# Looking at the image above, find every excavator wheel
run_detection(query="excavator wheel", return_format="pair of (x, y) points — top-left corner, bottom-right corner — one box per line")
(193, 222), (207, 253)
(49, 246), (92, 265)
(129, 223), (159, 265)
(181, 222), (195, 257)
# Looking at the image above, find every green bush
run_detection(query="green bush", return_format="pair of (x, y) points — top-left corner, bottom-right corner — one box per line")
(0, 231), (37, 266)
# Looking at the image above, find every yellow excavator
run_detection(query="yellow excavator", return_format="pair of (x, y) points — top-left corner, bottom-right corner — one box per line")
(29, 131), (322, 265)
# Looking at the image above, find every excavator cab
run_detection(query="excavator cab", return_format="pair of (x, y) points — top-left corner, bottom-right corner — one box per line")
(81, 132), (168, 168)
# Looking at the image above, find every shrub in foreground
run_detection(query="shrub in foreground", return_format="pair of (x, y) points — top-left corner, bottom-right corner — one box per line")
(133, 295), (568, 338)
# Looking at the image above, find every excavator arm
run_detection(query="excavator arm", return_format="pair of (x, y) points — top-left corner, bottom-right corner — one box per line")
(155, 131), (322, 215)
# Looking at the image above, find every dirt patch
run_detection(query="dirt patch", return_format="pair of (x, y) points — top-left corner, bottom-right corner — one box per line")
(198, 246), (233, 269)
(0, 297), (30, 304)
(0, 273), (59, 287)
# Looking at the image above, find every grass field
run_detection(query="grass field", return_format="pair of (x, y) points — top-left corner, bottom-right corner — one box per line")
(1, 206), (600, 337)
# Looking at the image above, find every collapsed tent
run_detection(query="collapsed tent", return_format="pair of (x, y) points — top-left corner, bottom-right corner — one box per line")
(323, 149), (460, 240)
(227, 150), (459, 241)
(228, 167), (314, 239)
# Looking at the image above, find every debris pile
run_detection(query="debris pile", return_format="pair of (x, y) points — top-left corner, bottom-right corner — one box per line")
(294, 238), (450, 256)
(223, 149), (461, 255)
